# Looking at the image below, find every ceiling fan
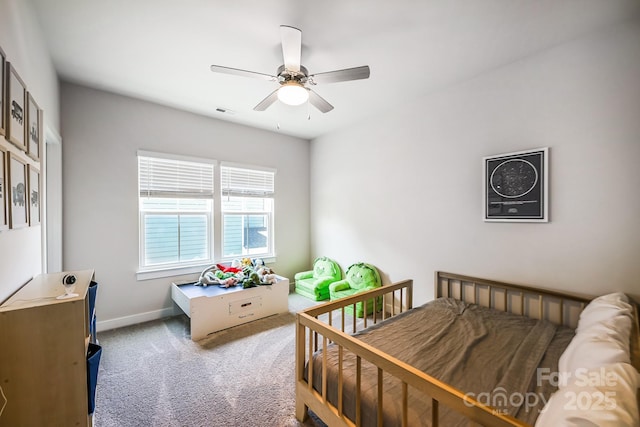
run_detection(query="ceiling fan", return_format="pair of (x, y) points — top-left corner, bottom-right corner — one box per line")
(210, 25), (370, 113)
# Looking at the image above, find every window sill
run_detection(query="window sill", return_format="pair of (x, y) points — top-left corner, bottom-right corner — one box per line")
(136, 256), (277, 281)
(137, 264), (207, 281)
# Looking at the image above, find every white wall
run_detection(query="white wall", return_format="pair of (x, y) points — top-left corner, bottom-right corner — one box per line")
(61, 83), (310, 328)
(310, 19), (640, 304)
(0, 0), (59, 302)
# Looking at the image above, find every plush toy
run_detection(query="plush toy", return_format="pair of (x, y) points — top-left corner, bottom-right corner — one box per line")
(216, 263), (242, 274)
(214, 270), (234, 280)
(219, 277), (238, 288)
(196, 265), (223, 287)
(242, 271), (261, 288)
(197, 260), (276, 288)
(256, 266), (277, 284)
(200, 271), (217, 286)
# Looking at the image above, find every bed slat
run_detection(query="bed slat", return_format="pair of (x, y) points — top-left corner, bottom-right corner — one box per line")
(377, 368), (383, 427)
(322, 336), (328, 402)
(432, 398), (439, 427)
(307, 328), (313, 392)
(338, 345), (344, 416)
(401, 382), (408, 427)
(356, 356), (362, 427)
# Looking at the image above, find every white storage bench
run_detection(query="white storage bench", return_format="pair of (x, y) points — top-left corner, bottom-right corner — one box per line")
(171, 276), (290, 341)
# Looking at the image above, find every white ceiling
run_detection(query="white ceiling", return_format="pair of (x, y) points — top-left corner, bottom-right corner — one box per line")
(29, 0), (640, 140)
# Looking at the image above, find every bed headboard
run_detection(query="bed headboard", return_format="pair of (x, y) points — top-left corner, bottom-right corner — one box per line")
(435, 271), (640, 374)
(435, 271), (591, 328)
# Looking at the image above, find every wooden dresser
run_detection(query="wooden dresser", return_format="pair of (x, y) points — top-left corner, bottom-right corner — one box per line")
(0, 270), (95, 427)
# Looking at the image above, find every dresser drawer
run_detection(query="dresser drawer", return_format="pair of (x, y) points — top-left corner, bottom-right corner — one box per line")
(229, 295), (262, 315)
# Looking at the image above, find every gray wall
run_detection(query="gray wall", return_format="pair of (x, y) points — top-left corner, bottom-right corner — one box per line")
(61, 83), (310, 328)
(310, 19), (640, 304)
(0, 0), (59, 302)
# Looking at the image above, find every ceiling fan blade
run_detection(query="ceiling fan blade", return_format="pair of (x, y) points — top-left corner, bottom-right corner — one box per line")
(308, 89), (334, 113)
(210, 64), (276, 81)
(309, 65), (370, 85)
(253, 88), (280, 111)
(280, 25), (302, 73)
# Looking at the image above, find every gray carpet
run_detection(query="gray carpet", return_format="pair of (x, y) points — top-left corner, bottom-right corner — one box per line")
(94, 293), (325, 427)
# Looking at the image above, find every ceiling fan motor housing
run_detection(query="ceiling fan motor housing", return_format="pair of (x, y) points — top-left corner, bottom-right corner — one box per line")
(277, 64), (308, 84)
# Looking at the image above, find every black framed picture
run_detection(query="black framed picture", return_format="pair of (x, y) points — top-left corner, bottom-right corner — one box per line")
(8, 152), (28, 229)
(0, 46), (6, 137)
(483, 147), (548, 222)
(28, 166), (40, 226)
(0, 146), (8, 231)
(7, 63), (27, 152)
(27, 93), (42, 161)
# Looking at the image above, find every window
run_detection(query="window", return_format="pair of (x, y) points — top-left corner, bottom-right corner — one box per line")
(138, 152), (214, 270)
(137, 154), (276, 277)
(220, 164), (275, 259)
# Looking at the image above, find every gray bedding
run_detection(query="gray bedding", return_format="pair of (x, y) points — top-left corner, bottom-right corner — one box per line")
(309, 298), (574, 427)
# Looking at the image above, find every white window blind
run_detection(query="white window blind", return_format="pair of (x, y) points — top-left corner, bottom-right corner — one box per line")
(139, 155), (214, 199)
(221, 165), (275, 197)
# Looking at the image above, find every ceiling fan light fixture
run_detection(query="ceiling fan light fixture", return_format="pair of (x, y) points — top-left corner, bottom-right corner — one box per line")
(277, 81), (309, 106)
(210, 26), (368, 113)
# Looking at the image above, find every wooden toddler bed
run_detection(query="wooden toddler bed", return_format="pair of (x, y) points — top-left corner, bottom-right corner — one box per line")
(295, 271), (640, 427)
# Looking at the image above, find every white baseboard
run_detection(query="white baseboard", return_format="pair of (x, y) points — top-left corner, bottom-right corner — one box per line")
(96, 307), (179, 332)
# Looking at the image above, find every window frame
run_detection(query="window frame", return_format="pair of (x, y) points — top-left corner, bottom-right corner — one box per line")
(139, 200), (214, 270)
(220, 199), (274, 261)
(137, 151), (215, 278)
(219, 163), (276, 262)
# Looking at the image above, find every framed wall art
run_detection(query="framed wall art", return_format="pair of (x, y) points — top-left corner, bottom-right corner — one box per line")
(8, 152), (28, 229)
(28, 165), (40, 226)
(27, 93), (42, 161)
(7, 62), (27, 152)
(0, 146), (8, 231)
(0, 46), (6, 137)
(483, 147), (549, 222)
